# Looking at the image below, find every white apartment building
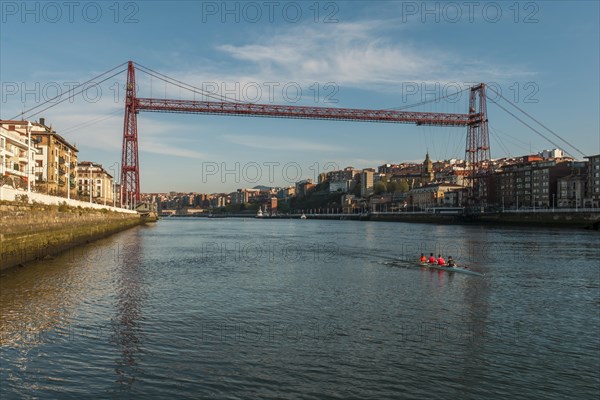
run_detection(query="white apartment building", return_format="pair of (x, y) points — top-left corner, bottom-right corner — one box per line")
(0, 121), (36, 189)
(77, 161), (115, 205)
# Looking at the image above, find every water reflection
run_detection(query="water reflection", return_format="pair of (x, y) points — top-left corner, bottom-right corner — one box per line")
(110, 229), (147, 389)
(0, 247), (93, 347)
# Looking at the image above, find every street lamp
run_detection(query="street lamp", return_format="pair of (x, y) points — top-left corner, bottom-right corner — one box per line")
(67, 150), (71, 200)
(27, 121), (32, 193)
(89, 164), (92, 204)
(110, 162), (119, 208)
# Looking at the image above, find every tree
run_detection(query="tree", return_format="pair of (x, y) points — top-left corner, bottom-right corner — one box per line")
(388, 180), (400, 193)
(398, 179), (410, 193)
(374, 181), (387, 194)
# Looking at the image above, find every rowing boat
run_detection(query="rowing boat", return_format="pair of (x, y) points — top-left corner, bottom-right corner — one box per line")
(381, 260), (484, 277)
(418, 262), (484, 277)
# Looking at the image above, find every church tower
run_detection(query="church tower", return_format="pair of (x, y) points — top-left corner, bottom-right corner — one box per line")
(422, 152), (434, 183)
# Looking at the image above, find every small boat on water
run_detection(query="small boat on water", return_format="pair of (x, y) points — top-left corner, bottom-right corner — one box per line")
(417, 262), (483, 277)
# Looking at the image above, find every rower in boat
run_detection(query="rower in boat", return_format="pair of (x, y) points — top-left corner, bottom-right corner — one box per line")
(447, 256), (456, 267)
(437, 254), (445, 266)
(428, 253), (436, 264)
(419, 253), (427, 263)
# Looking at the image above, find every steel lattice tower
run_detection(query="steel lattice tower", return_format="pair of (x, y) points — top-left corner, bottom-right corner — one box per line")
(465, 83), (490, 204)
(120, 61), (140, 208)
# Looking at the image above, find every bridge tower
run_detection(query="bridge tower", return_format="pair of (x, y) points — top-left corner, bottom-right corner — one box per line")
(465, 83), (490, 204)
(120, 61), (140, 208)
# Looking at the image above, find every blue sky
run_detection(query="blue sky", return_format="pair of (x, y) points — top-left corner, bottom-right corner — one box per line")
(1, 1), (598, 193)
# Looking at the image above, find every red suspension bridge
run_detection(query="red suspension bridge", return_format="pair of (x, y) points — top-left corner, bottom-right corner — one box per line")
(120, 61), (490, 207)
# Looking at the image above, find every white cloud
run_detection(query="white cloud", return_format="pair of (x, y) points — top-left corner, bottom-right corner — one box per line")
(138, 120), (212, 159)
(141, 142), (209, 159)
(139, 20), (534, 109)
(213, 21), (533, 91)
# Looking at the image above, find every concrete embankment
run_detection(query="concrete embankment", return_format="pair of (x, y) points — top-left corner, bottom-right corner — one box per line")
(0, 203), (142, 270)
(477, 212), (600, 229)
(371, 211), (599, 229)
(305, 212), (600, 229)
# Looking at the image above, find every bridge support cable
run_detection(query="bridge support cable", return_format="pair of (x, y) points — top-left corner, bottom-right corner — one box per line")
(134, 63), (247, 104)
(9, 62), (128, 121)
(485, 95), (575, 158)
(485, 86), (586, 158)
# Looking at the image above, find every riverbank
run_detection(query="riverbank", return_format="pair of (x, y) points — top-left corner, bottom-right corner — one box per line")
(362, 211), (599, 229)
(0, 202), (142, 270)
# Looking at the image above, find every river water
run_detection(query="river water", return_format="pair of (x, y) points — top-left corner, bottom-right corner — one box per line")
(1, 219), (599, 399)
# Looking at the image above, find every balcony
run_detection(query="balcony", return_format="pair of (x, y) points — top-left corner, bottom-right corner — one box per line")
(6, 169), (28, 178)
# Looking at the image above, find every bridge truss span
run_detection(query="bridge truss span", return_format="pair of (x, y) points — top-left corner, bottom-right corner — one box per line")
(135, 98), (477, 127)
(120, 61), (490, 207)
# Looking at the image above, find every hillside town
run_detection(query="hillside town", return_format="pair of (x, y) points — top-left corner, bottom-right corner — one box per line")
(2, 119), (599, 215)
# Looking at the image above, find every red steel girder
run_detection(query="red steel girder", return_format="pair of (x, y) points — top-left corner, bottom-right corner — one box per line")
(135, 98), (479, 127)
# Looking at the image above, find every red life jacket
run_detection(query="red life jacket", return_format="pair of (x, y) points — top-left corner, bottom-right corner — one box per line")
(437, 257), (445, 265)
(428, 256), (436, 263)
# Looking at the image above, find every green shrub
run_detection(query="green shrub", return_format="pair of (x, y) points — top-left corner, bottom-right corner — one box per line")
(15, 194), (29, 205)
(58, 201), (69, 212)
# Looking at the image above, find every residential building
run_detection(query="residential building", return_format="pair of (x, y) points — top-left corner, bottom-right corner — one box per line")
(209, 194), (229, 208)
(0, 122), (35, 189)
(538, 148), (564, 159)
(557, 174), (586, 208)
(443, 188), (468, 207)
(369, 194), (392, 212)
(277, 186), (296, 199)
(494, 159), (573, 209)
(12, 118), (79, 198)
(268, 197), (278, 214)
(327, 167), (359, 182)
(585, 154), (600, 207)
(231, 188), (260, 204)
(296, 179), (316, 197)
(330, 180), (351, 193)
(377, 164), (398, 174)
(360, 170), (374, 198)
(77, 161), (114, 205)
(407, 183), (464, 209)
